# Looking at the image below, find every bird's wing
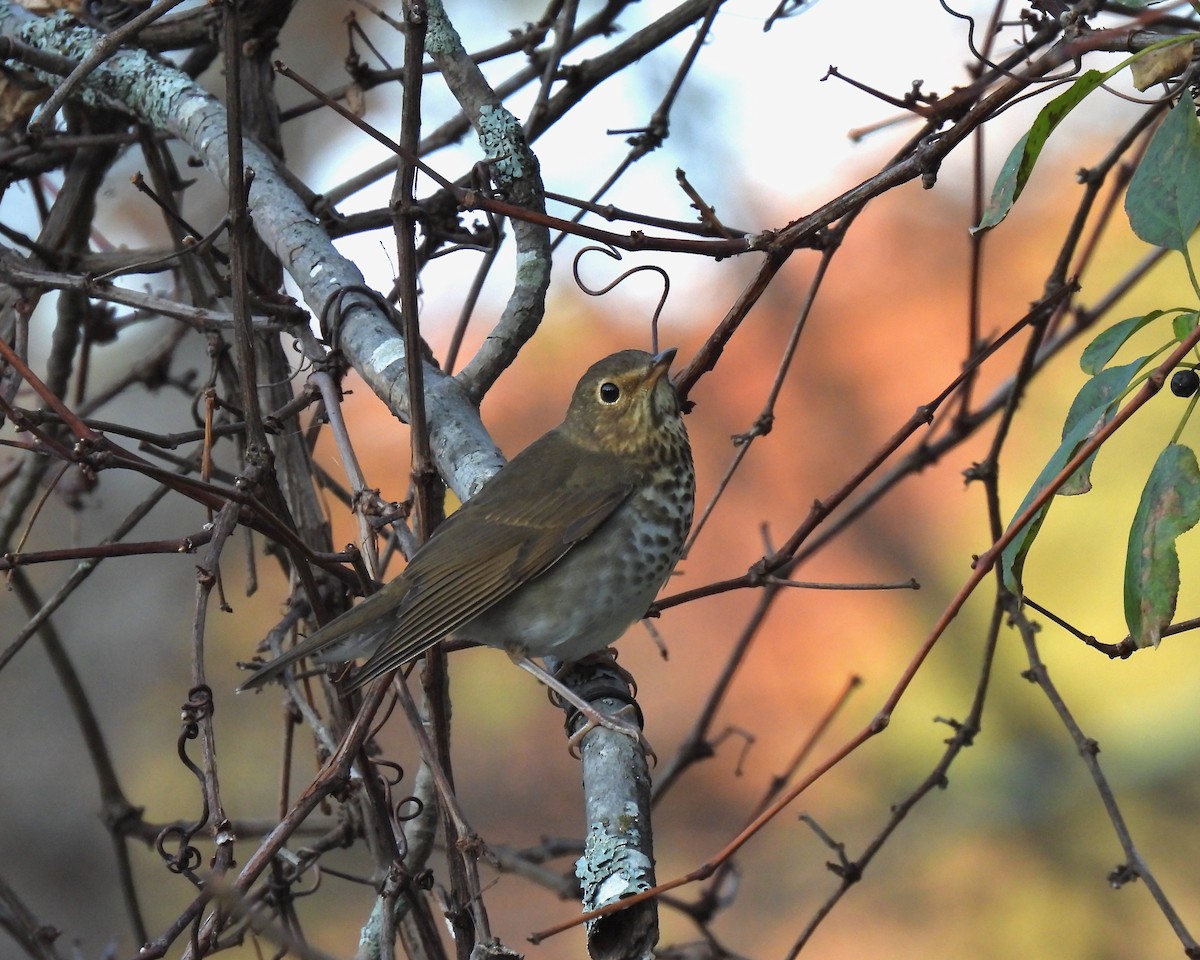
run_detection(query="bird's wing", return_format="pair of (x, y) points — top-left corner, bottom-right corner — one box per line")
(346, 446), (634, 688)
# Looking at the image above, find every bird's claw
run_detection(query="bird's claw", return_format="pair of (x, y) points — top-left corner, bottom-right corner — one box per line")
(568, 702), (657, 765)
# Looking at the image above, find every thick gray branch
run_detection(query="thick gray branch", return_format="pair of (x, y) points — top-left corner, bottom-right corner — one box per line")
(425, 0), (551, 400)
(0, 4), (502, 499)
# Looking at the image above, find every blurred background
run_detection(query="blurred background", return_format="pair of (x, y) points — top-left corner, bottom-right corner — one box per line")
(3, 1), (1200, 958)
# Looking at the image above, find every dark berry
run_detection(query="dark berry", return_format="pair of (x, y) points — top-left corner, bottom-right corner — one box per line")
(1171, 369), (1200, 398)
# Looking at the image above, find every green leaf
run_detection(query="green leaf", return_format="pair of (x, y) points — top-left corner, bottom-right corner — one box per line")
(1059, 357), (1148, 495)
(1001, 418), (1089, 594)
(1001, 358), (1146, 594)
(1124, 443), (1200, 648)
(1125, 91), (1200, 251)
(1080, 309), (1185, 374)
(1173, 309), (1199, 342)
(975, 70), (1110, 233)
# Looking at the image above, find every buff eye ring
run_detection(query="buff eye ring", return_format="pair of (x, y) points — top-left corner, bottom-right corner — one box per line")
(599, 382), (621, 404)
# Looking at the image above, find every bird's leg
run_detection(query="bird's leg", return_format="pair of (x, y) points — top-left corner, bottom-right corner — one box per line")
(507, 652), (651, 757)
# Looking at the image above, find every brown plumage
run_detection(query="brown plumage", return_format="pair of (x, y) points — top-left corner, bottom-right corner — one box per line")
(240, 348), (694, 696)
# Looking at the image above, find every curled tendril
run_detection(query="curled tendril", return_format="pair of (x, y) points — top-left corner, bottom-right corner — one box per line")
(155, 824), (204, 876)
(937, 0), (1083, 85)
(319, 283), (397, 348)
(369, 758), (414, 858)
(180, 684), (213, 728)
(155, 686), (213, 877)
(391, 793), (424, 861)
(395, 795), (425, 822)
(373, 759), (406, 787)
(572, 245), (671, 354)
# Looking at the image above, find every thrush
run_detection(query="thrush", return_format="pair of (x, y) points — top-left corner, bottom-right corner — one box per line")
(241, 348), (695, 738)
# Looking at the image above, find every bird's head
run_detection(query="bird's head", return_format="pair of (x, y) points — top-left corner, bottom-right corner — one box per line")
(562, 348), (685, 456)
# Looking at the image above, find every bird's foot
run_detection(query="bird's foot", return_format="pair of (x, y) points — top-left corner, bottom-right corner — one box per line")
(509, 653), (654, 762)
(566, 701), (656, 763)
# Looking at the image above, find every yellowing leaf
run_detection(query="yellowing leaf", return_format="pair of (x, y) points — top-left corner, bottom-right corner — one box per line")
(1124, 444), (1200, 648)
(1131, 40), (1193, 91)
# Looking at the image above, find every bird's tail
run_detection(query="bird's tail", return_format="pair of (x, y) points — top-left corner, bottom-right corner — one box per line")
(238, 615), (383, 692)
(238, 628), (329, 692)
(239, 577), (416, 692)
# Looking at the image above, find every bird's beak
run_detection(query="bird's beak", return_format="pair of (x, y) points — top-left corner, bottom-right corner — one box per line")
(648, 347), (677, 385)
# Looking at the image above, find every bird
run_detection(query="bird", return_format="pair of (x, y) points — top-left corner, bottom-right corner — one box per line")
(240, 348), (694, 740)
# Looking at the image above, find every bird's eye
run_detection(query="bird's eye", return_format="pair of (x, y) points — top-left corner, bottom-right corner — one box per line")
(599, 382), (621, 404)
